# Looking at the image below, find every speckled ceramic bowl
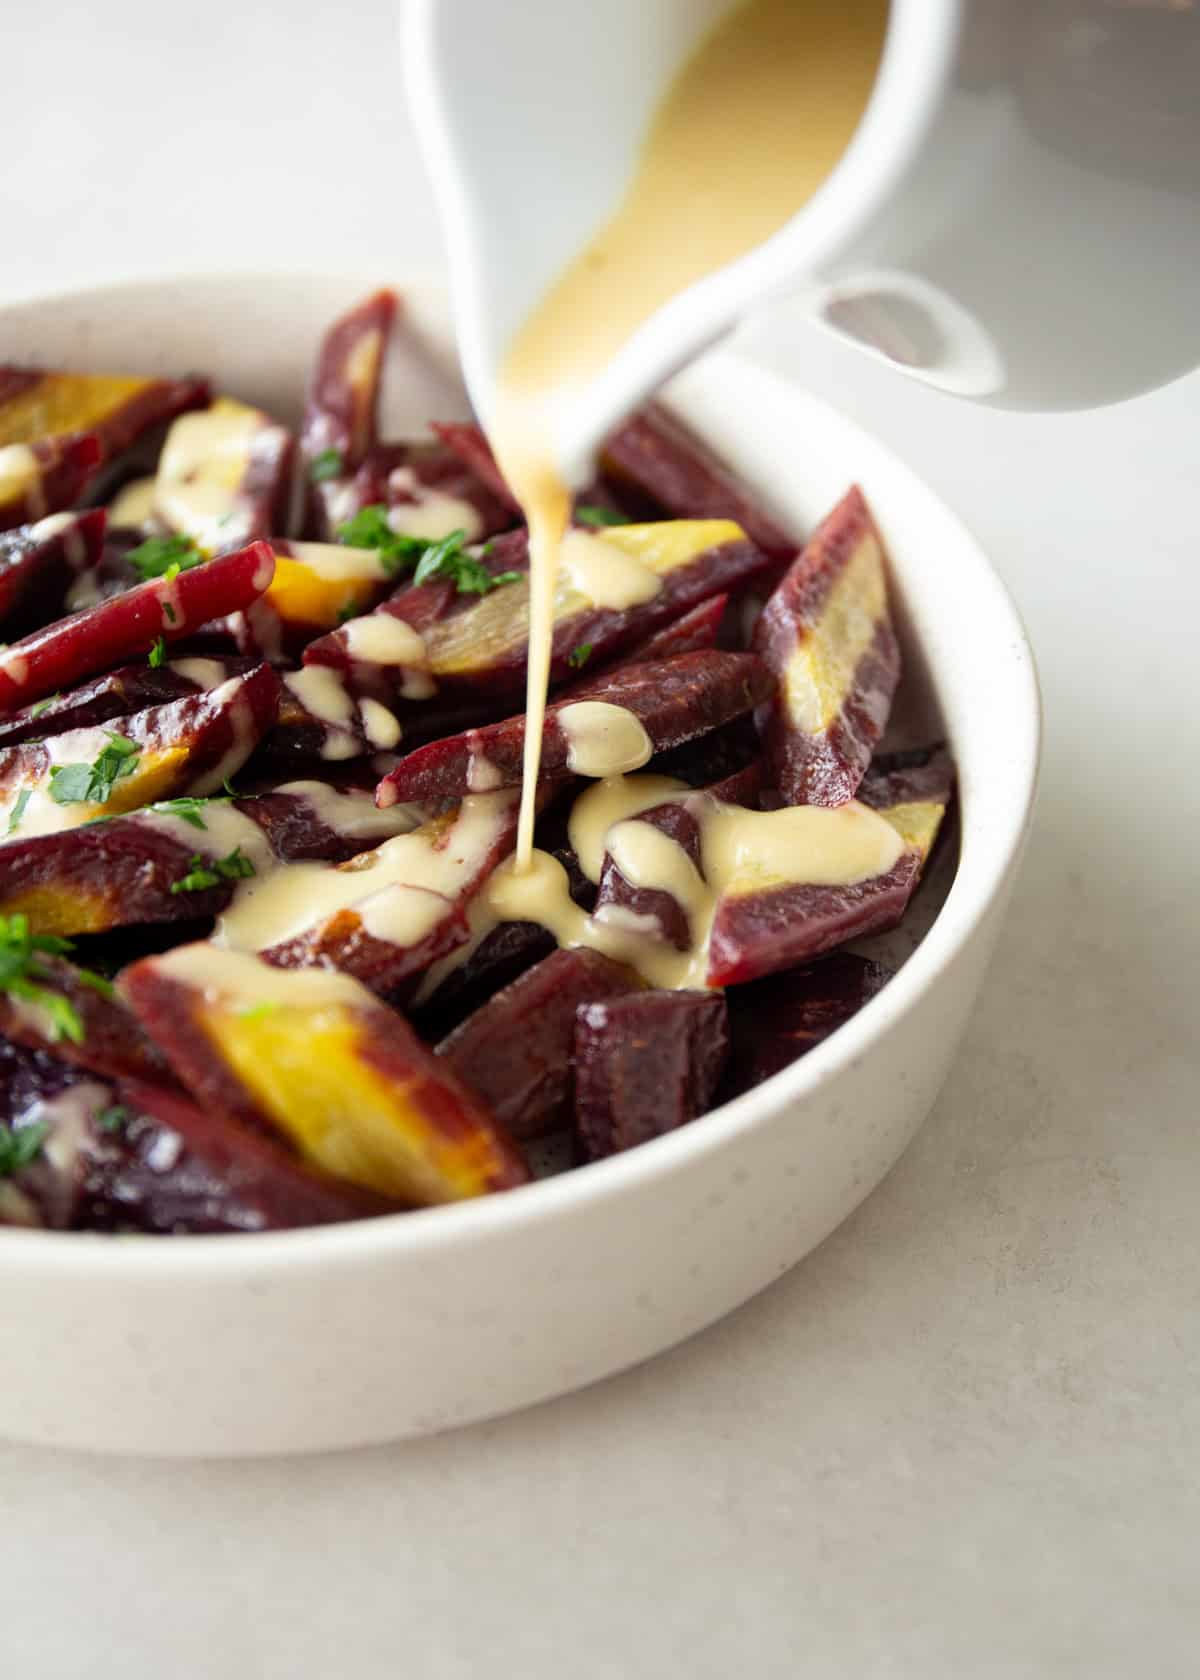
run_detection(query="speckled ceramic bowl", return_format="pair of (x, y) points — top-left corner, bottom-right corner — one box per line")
(0, 273), (1039, 1456)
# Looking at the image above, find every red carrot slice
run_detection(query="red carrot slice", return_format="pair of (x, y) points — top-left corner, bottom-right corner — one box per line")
(752, 486), (900, 807)
(0, 539), (274, 712)
(437, 947), (643, 1140)
(0, 508), (106, 638)
(573, 989), (729, 1161)
(377, 650), (773, 808)
(0, 432), (102, 532)
(119, 944), (529, 1204)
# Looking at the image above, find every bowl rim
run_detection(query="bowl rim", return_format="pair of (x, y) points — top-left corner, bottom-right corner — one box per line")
(0, 269), (1042, 1279)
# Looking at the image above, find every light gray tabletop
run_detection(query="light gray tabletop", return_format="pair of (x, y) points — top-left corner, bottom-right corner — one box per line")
(3, 5), (1198, 1675)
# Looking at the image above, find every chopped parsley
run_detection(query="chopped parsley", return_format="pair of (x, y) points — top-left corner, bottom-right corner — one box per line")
(0, 1120), (50, 1178)
(576, 505), (631, 528)
(336, 506), (518, 595)
(336, 504), (429, 578)
(96, 1105), (128, 1135)
(29, 694), (59, 719)
(0, 914), (85, 1045)
(170, 847), (257, 895)
(568, 643), (594, 670)
(147, 793), (229, 831)
(48, 732), (140, 807)
(148, 635), (166, 668)
(309, 448), (345, 483)
(337, 600), (360, 624)
(412, 529), (522, 595)
(7, 789), (32, 835)
(126, 533), (205, 583)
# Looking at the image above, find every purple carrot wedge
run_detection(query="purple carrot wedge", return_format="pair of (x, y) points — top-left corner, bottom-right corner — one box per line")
(0, 432), (102, 531)
(752, 486), (900, 807)
(0, 949), (171, 1086)
(429, 420), (521, 513)
(706, 746), (955, 986)
(0, 1038), (396, 1232)
(119, 944), (529, 1205)
(573, 989), (729, 1162)
(301, 530), (533, 703)
(721, 953), (893, 1096)
(0, 654), (255, 750)
(377, 650), (774, 807)
(437, 947), (643, 1141)
(320, 439), (514, 544)
(254, 792), (519, 999)
(601, 405), (796, 563)
(0, 539), (274, 712)
(0, 509), (106, 638)
(82, 1077), (403, 1233)
(263, 666), (405, 770)
(0, 1042), (117, 1229)
(0, 777), (419, 938)
(302, 289), (398, 537)
(154, 399), (294, 553)
(0, 365), (209, 466)
(383, 521), (769, 709)
(0, 662), (281, 850)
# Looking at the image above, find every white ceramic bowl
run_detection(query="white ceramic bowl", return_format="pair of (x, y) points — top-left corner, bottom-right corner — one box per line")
(0, 273), (1039, 1457)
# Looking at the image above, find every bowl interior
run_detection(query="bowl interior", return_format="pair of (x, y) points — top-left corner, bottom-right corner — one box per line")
(0, 270), (1040, 1262)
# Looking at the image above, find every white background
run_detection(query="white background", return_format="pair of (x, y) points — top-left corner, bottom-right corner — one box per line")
(3, 4), (1199, 1675)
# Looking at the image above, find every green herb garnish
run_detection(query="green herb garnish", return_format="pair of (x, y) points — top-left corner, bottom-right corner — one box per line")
(0, 1120), (50, 1178)
(148, 635), (166, 668)
(96, 1105), (128, 1135)
(0, 914), (84, 1044)
(309, 448), (345, 483)
(7, 789), (32, 835)
(412, 529), (522, 596)
(568, 643), (594, 670)
(335, 505), (429, 579)
(576, 505), (631, 528)
(29, 694), (59, 719)
(170, 847), (257, 895)
(335, 505), (514, 593)
(126, 533), (205, 583)
(48, 732), (140, 808)
(147, 793), (229, 831)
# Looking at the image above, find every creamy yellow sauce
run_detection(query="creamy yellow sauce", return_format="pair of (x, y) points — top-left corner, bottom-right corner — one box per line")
(489, 0), (888, 868)
(485, 779), (903, 991)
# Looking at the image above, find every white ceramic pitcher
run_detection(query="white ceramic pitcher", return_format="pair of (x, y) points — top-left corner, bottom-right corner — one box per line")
(407, 0), (1200, 484)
